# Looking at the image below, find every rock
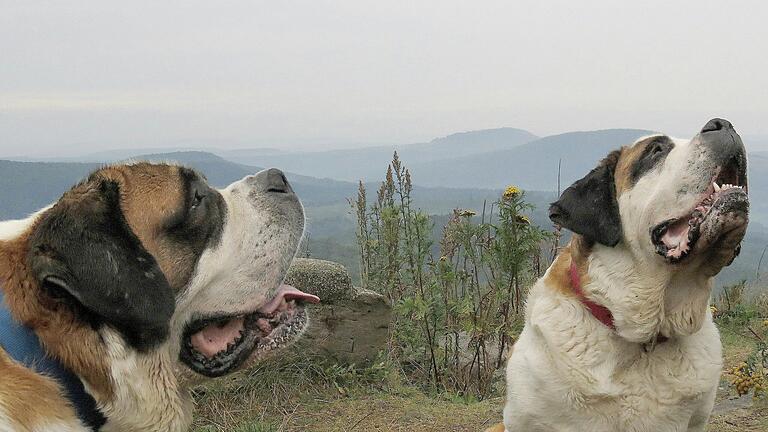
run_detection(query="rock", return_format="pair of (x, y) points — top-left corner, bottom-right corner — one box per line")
(286, 258), (391, 365)
(300, 286), (391, 365)
(285, 258), (353, 303)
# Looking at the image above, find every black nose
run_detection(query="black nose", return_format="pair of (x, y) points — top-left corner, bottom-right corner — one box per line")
(697, 118), (746, 180)
(265, 168), (292, 193)
(249, 168), (293, 194)
(701, 118), (734, 134)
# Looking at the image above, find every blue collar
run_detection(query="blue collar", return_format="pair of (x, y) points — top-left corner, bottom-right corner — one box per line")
(0, 288), (106, 430)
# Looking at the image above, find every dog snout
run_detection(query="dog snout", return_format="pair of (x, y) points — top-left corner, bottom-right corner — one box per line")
(246, 168), (294, 194)
(698, 118), (746, 170)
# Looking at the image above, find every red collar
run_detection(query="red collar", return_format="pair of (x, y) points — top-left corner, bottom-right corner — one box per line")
(568, 261), (669, 346)
(569, 261), (616, 330)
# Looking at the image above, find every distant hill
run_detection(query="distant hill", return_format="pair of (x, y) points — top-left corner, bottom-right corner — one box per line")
(217, 148), (288, 160)
(400, 127), (538, 159)
(406, 129), (656, 190)
(0, 160), (99, 219)
(6, 147), (211, 163)
(215, 127), (538, 182)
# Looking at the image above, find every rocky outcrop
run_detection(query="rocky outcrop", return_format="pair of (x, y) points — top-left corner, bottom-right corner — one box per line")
(286, 258), (391, 364)
(285, 258), (353, 303)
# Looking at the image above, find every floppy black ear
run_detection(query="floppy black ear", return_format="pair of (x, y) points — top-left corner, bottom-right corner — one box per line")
(549, 150), (623, 247)
(28, 179), (175, 351)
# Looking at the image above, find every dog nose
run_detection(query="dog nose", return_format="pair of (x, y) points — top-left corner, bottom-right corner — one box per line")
(248, 168), (293, 194)
(265, 168), (292, 193)
(701, 118), (734, 134)
(697, 118), (745, 175)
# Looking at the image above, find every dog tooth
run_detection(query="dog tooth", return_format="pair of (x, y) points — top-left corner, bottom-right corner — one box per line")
(713, 182), (721, 192)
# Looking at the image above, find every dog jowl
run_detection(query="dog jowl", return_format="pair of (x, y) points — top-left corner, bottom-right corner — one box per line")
(500, 119), (748, 432)
(0, 164), (316, 431)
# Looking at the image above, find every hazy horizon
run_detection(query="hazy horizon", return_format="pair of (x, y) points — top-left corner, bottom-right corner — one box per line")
(2, 1), (767, 157)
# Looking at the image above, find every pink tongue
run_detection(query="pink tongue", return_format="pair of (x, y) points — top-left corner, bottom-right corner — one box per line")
(257, 284), (320, 315)
(190, 317), (245, 358)
(189, 285), (319, 359)
(661, 219), (691, 258)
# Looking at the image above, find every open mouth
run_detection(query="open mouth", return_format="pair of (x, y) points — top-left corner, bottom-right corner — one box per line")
(180, 284), (320, 377)
(651, 166), (747, 262)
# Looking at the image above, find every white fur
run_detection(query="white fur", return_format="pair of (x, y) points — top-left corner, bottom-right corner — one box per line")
(502, 134), (731, 431)
(503, 269), (721, 431)
(96, 330), (192, 432)
(174, 175), (304, 329)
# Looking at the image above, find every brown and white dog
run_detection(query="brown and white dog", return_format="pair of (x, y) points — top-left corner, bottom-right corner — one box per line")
(0, 165), (316, 431)
(491, 119), (749, 431)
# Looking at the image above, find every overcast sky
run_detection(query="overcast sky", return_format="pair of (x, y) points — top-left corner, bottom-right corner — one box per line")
(1, 0), (767, 157)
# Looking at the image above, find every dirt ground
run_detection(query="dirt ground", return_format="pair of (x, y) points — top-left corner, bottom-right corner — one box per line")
(192, 321), (767, 432)
(193, 385), (767, 432)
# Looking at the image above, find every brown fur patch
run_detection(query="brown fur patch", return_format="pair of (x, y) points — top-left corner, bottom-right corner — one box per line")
(614, 136), (658, 195)
(92, 163), (194, 290)
(545, 235), (592, 297)
(0, 348), (81, 430)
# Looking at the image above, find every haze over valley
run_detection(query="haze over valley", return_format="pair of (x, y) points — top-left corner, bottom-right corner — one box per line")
(3, 125), (766, 289)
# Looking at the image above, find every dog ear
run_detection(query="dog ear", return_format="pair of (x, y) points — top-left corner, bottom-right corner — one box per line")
(549, 150), (623, 247)
(28, 179), (175, 351)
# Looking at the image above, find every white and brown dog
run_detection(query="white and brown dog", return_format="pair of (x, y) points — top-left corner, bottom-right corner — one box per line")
(0, 165), (317, 431)
(490, 119), (749, 432)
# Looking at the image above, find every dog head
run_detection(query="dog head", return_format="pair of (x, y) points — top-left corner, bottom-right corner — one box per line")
(550, 118), (748, 277)
(549, 118), (749, 341)
(173, 168), (316, 378)
(4, 163), (310, 429)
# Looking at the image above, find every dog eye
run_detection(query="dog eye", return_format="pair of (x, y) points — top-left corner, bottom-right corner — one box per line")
(190, 191), (206, 209)
(646, 140), (672, 161)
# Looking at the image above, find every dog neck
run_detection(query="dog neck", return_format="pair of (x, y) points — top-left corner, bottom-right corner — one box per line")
(567, 260), (616, 330)
(555, 236), (713, 343)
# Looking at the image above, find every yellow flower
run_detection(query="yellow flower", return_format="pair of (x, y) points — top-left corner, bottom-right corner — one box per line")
(503, 185), (521, 200)
(710, 305), (718, 314)
(763, 319), (768, 327)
